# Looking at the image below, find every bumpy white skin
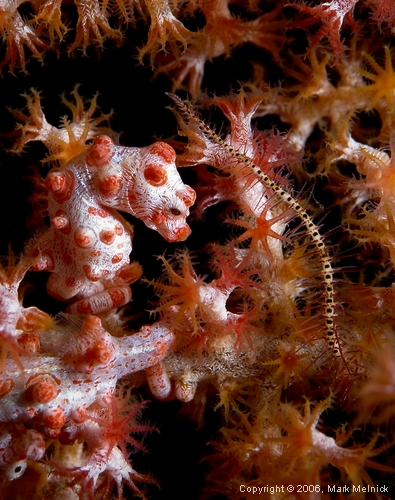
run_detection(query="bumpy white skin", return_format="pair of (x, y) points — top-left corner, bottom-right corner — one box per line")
(0, 269), (23, 344)
(0, 423), (45, 481)
(0, 315), (175, 428)
(60, 409), (151, 498)
(0, 314), (175, 491)
(30, 136), (195, 313)
(0, 263), (49, 355)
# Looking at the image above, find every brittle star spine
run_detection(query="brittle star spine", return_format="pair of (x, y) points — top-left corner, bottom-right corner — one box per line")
(170, 94), (340, 357)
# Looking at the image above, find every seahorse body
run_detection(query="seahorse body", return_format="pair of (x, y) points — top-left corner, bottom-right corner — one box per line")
(30, 136), (196, 313)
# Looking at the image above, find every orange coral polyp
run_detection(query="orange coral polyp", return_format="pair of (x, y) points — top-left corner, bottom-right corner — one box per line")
(149, 141), (176, 163)
(86, 135), (115, 167)
(144, 164), (168, 186)
(45, 170), (75, 203)
(51, 211), (71, 234)
(42, 407), (66, 429)
(85, 339), (115, 365)
(98, 175), (122, 196)
(30, 377), (59, 404)
(360, 46), (395, 112)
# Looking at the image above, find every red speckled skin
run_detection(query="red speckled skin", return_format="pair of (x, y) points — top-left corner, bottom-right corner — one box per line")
(0, 263), (50, 358)
(0, 315), (175, 433)
(0, 314), (176, 492)
(0, 423), (45, 481)
(30, 136), (195, 313)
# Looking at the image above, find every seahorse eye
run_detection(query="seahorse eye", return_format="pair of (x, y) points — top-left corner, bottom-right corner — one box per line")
(8, 460), (27, 480)
(14, 465), (23, 475)
(169, 207), (182, 216)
